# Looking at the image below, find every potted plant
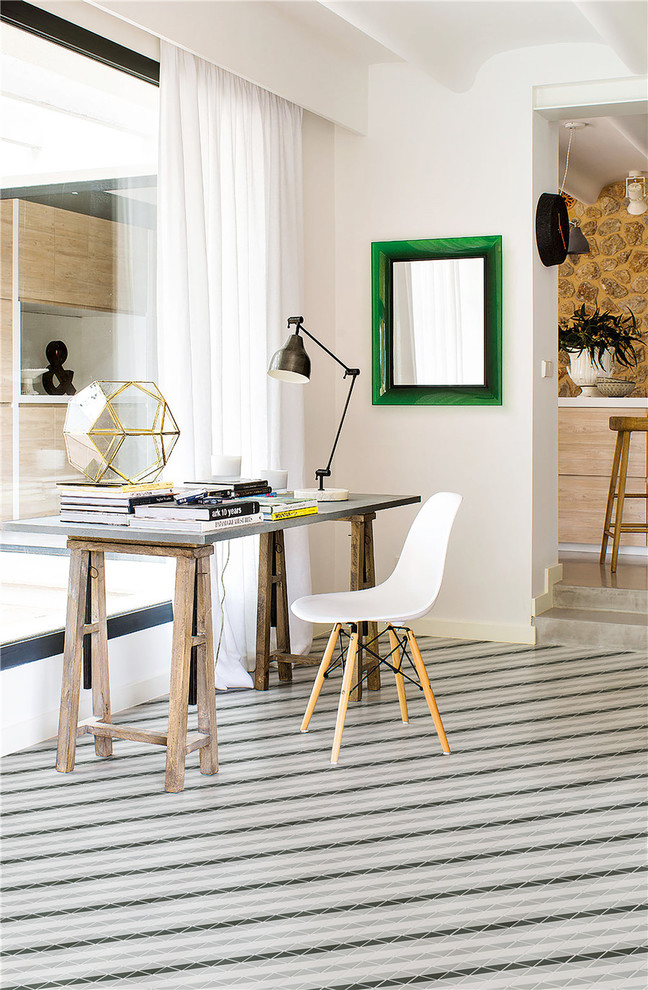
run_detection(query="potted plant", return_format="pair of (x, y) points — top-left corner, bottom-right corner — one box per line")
(559, 304), (642, 394)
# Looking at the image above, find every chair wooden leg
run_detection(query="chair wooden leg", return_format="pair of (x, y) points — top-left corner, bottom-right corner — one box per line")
(90, 551), (112, 757)
(57, 549), (90, 773)
(610, 432), (631, 573)
(196, 554), (218, 776)
(165, 556), (195, 792)
(600, 432), (623, 564)
(407, 629), (450, 754)
(301, 624), (341, 732)
(387, 625), (409, 724)
(330, 628), (359, 764)
(349, 519), (365, 702)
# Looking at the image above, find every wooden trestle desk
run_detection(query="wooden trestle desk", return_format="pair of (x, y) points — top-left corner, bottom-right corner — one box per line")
(5, 494), (419, 791)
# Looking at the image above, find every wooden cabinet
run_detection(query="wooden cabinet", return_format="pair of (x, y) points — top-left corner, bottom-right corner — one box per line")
(17, 200), (147, 313)
(0, 199), (151, 522)
(559, 405), (648, 546)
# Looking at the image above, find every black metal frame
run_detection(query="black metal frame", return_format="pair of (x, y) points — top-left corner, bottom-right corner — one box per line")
(1, 1), (159, 84)
(324, 624), (424, 698)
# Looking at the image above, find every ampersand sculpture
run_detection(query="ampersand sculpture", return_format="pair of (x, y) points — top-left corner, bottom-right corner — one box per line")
(42, 340), (76, 396)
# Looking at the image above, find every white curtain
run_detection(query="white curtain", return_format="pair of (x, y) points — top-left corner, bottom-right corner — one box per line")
(157, 43), (311, 688)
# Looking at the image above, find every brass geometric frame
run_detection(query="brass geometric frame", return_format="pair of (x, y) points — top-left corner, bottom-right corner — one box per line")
(63, 380), (180, 484)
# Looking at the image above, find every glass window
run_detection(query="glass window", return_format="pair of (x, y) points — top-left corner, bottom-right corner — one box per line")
(1, 19), (174, 650)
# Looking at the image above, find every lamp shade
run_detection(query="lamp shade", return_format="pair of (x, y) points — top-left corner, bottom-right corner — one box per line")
(567, 223), (590, 255)
(268, 333), (311, 383)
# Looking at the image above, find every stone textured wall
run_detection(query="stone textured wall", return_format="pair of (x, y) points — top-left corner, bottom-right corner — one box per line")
(558, 179), (648, 397)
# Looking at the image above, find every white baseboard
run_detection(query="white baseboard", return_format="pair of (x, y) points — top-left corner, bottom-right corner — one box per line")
(533, 562), (564, 617)
(412, 616), (536, 645)
(311, 618), (535, 646)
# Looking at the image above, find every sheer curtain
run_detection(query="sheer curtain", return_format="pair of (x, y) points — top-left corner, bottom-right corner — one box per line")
(395, 259), (484, 385)
(157, 43), (311, 688)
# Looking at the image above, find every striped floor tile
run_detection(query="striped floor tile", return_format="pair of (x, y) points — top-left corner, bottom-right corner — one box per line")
(1, 637), (647, 989)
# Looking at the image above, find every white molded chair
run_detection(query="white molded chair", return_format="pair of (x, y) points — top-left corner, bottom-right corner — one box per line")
(292, 492), (462, 763)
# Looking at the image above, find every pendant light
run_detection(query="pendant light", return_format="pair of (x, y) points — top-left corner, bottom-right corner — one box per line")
(561, 122), (591, 256)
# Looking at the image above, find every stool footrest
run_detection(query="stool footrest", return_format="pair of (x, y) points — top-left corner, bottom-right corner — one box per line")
(78, 718), (210, 753)
(271, 651), (322, 667)
(603, 525), (648, 535)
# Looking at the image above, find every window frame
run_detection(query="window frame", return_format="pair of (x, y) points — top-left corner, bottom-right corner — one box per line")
(1, 1), (159, 84)
(1, 2), (166, 667)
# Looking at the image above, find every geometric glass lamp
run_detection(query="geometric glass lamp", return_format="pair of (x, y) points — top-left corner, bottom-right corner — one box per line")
(63, 381), (180, 484)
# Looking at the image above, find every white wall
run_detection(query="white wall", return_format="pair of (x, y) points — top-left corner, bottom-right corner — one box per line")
(532, 111), (561, 599)
(302, 110), (338, 594)
(1, 622), (173, 754)
(91, 0), (372, 133)
(313, 43), (630, 643)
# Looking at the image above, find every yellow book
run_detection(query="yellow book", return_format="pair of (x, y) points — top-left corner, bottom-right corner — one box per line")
(58, 480), (173, 495)
(266, 506), (318, 521)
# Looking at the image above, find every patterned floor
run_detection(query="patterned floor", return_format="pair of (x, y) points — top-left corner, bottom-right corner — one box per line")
(1, 637), (647, 990)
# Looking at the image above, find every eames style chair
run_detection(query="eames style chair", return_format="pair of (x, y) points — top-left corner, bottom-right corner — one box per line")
(292, 491), (462, 763)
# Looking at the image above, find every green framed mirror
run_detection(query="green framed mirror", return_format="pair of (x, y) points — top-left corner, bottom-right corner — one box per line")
(372, 235), (502, 405)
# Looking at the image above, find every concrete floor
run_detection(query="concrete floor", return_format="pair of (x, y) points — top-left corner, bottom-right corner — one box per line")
(560, 550), (648, 592)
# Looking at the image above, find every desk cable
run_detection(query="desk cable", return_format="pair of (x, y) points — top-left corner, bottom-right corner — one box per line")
(214, 540), (231, 663)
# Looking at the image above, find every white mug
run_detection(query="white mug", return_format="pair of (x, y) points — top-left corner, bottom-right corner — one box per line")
(260, 468), (288, 491)
(211, 454), (241, 480)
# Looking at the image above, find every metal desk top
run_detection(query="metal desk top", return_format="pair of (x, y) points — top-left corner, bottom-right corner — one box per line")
(3, 494), (421, 547)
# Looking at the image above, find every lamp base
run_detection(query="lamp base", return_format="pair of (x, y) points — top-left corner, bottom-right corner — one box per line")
(294, 487), (349, 502)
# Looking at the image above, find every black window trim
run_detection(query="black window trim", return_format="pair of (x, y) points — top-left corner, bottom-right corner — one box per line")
(0, 602), (173, 670)
(1, 0), (160, 85)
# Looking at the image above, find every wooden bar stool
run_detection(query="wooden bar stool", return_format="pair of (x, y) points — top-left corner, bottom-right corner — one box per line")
(600, 416), (648, 573)
(57, 538), (218, 792)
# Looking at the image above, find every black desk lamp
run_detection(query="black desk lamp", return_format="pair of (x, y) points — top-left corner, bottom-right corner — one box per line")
(268, 316), (359, 501)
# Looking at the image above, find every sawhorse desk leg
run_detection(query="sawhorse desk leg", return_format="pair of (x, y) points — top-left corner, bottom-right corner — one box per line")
(347, 512), (381, 700)
(58, 547), (112, 771)
(254, 512), (381, 693)
(57, 539), (218, 793)
(255, 530), (294, 690)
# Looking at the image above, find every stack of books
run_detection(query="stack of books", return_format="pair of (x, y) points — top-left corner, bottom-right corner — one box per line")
(130, 490), (264, 532)
(58, 481), (175, 526)
(57, 480), (316, 533)
(184, 479), (273, 499)
(256, 496), (318, 520)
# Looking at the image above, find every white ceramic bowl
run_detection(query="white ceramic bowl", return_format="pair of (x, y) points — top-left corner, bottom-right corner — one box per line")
(595, 378), (636, 398)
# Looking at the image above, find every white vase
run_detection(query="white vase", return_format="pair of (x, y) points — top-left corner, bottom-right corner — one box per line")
(569, 350), (612, 395)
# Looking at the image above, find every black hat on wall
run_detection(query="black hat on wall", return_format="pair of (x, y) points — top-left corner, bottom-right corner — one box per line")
(535, 192), (570, 267)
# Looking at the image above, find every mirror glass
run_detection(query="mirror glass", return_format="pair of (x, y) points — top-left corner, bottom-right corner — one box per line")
(372, 235), (502, 406)
(392, 258), (485, 386)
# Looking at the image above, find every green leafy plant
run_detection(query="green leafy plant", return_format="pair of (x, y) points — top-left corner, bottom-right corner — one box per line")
(559, 304), (642, 369)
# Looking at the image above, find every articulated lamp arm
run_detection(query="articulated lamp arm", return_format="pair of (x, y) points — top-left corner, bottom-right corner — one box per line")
(285, 317), (360, 492)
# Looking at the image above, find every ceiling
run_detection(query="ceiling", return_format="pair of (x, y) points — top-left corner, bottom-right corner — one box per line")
(278, 0), (648, 202)
(88, 0), (648, 202)
(277, 1), (647, 90)
(559, 114), (648, 204)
